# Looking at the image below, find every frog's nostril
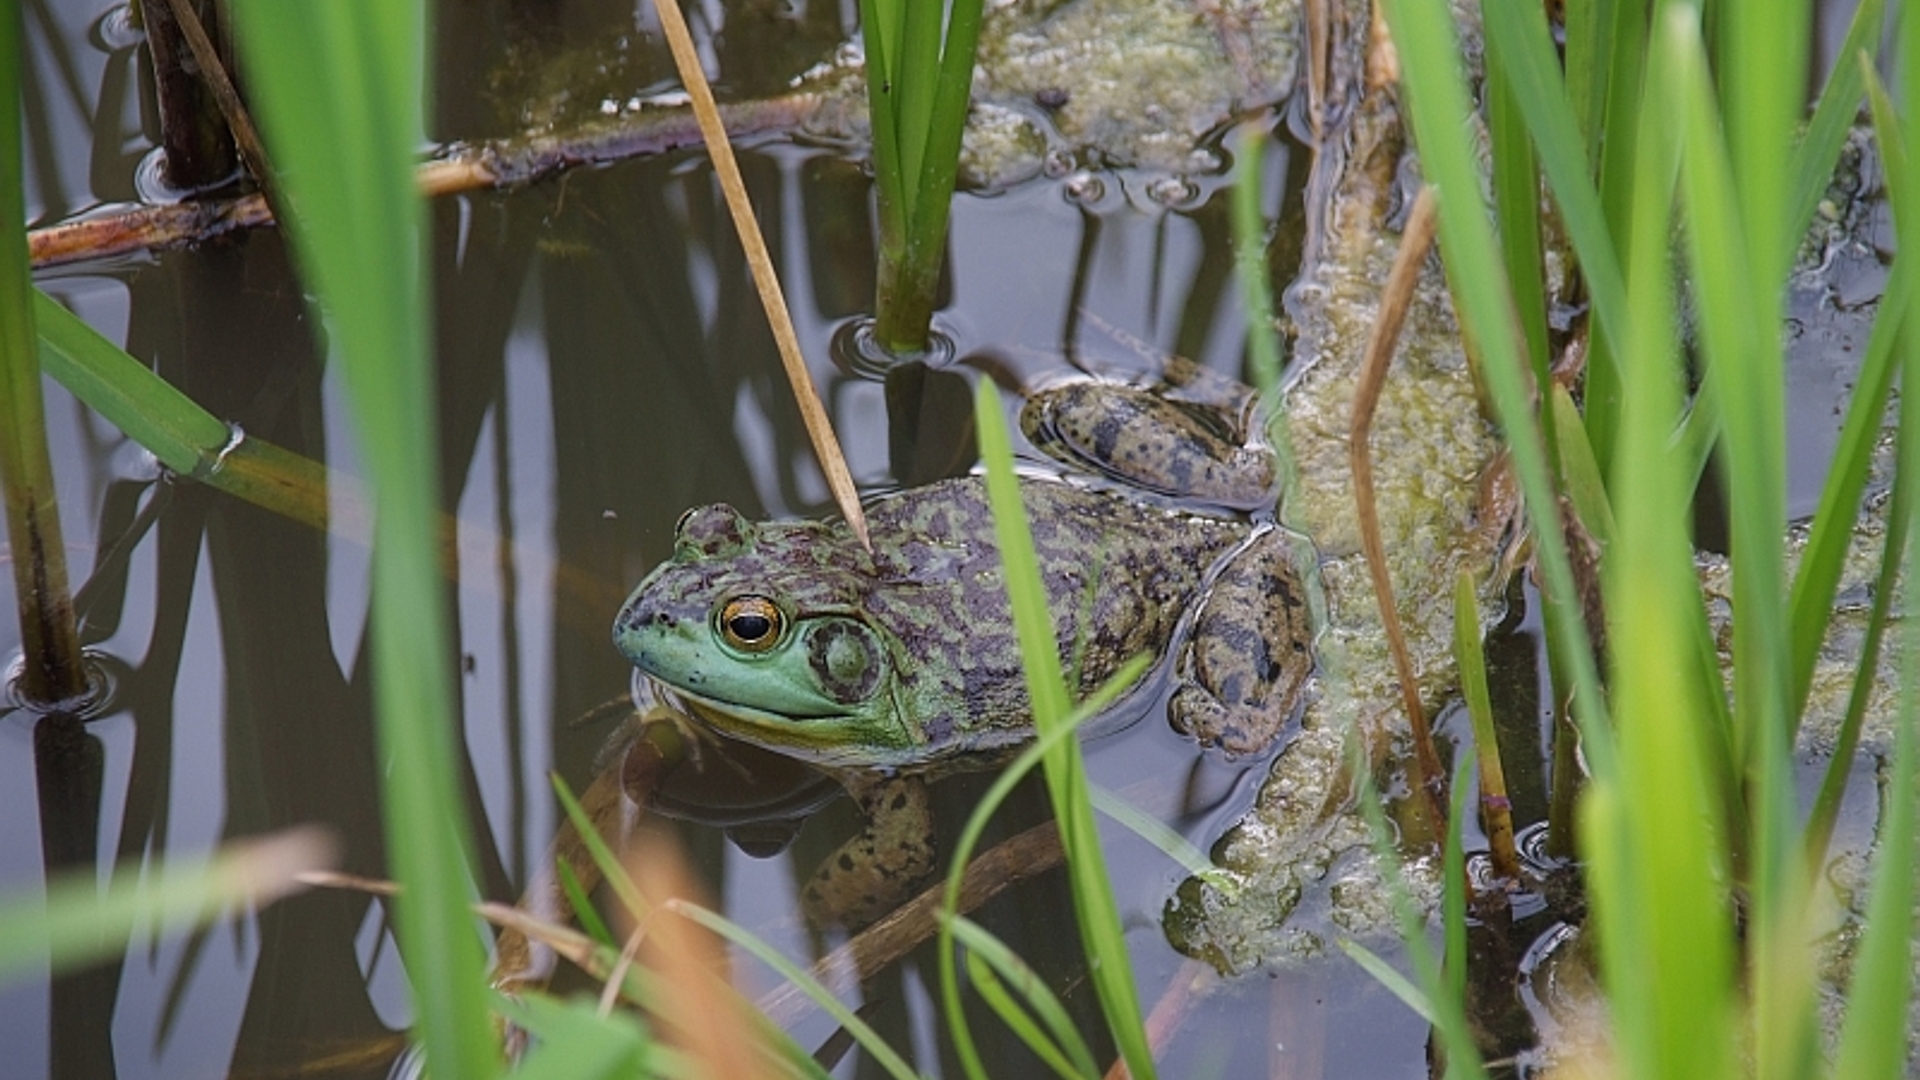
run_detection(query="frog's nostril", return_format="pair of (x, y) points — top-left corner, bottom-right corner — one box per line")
(655, 611), (674, 627)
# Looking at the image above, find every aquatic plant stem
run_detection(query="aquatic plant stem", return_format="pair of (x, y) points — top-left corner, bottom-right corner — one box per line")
(1347, 185), (1445, 841)
(864, 0), (984, 356)
(650, 0), (870, 548)
(0, 0), (86, 706)
(153, 0), (272, 193)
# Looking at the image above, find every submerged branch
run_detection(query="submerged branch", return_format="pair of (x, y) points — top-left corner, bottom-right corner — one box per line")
(28, 94), (823, 270)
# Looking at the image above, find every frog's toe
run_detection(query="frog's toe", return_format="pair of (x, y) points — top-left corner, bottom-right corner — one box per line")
(1171, 530), (1317, 757)
(1170, 686), (1281, 757)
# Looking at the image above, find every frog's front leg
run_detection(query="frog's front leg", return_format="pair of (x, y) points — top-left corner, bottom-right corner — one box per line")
(800, 774), (936, 928)
(1171, 530), (1317, 756)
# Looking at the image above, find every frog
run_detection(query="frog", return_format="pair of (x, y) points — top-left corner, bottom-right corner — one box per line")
(611, 358), (1317, 927)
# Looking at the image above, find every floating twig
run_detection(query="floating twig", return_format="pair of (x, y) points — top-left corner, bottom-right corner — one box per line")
(28, 95), (822, 269)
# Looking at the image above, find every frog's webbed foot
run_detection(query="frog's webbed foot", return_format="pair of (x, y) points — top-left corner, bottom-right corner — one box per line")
(800, 775), (936, 929)
(1019, 356), (1278, 508)
(1171, 530), (1317, 756)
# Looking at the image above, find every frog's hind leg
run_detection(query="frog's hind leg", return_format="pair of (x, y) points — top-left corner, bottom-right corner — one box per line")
(800, 775), (936, 929)
(1171, 530), (1317, 756)
(1018, 357), (1278, 507)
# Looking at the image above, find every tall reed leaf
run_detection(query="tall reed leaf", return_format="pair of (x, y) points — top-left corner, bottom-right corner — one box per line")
(1375, 0), (1613, 772)
(1585, 14), (1738, 1077)
(933, 660), (1146, 1080)
(0, 0), (85, 703)
(974, 379), (1155, 1080)
(1831, 10), (1920, 1071)
(230, 2), (495, 1073)
(862, 0), (983, 354)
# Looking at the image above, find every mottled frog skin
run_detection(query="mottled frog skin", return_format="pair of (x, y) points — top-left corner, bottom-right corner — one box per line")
(613, 364), (1316, 925)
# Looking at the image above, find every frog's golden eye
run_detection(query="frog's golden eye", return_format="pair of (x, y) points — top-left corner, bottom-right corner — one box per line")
(719, 595), (784, 652)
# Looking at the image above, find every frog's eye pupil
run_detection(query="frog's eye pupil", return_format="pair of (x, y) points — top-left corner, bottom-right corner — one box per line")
(719, 596), (784, 652)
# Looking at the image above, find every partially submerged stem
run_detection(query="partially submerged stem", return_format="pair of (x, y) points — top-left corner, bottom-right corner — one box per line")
(1, 2), (86, 705)
(1453, 571), (1519, 884)
(155, 0), (273, 192)
(139, 0), (237, 190)
(864, 0), (983, 357)
(649, 0), (870, 547)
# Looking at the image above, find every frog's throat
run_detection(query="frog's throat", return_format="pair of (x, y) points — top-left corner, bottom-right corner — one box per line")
(675, 691), (923, 770)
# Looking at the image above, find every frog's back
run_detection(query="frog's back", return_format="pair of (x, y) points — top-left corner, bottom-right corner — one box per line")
(861, 477), (1246, 755)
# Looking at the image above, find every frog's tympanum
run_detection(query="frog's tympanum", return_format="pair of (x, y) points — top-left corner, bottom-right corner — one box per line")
(613, 362), (1317, 926)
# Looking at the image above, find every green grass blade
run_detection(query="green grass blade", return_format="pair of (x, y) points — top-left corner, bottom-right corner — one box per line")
(672, 901), (924, 1080)
(231, 1), (496, 1072)
(0, 829), (332, 980)
(1786, 0), (1885, 241)
(556, 858), (617, 950)
(1453, 572), (1517, 880)
(1230, 129), (1299, 501)
(503, 994), (663, 1080)
(859, 0), (906, 252)
(1829, 441), (1918, 1080)
(1591, 15), (1739, 1077)
(32, 292), (228, 475)
(1376, 0), (1614, 778)
(1347, 753), (1488, 1080)
(1674, 9), (1793, 768)
(1787, 258), (1906, 714)
(1832, 17), (1920, 1071)
(1483, 20), (1549, 401)
(976, 377), (1155, 1080)
(34, 291), (331, 529)
(934, 658), (1149, 1080)
(1088, 786), (1235, 894)
(1722, 0), (1810, 290)
(550, 773), (649, 920)
(1549, 386), (1616, 544)
(0, 0), (86, 704)
(1337, 941), (1438, 1026)
(948, 916), (1101, 1080)
(1673, 23), (1819, 1075)
(1480, 0), (1629, 367)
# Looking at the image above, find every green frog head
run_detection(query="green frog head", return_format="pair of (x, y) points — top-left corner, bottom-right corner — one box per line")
(612, 504), (916, 767)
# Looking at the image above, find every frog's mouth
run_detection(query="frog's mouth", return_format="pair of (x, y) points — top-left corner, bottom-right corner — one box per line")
(640, 675), (916, 769)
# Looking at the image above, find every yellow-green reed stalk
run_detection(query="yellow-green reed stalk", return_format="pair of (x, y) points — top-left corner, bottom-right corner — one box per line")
(1229, 128), (1299, 502)
(1827, 23), (1920, 1067)
(974, 379), (1156, 1080)
(1579, 18), (1740, 1079)
(0, 0), (86, 705)
(861, 0), (982, 357)
(231, 1), (495, 1074)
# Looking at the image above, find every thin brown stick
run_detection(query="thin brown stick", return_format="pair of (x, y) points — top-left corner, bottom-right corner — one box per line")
(649, 0), (871, 548)
(156, 0), (272, 190)
(1305, 0), (1329, 139)
(1347, 184), (1445, 835)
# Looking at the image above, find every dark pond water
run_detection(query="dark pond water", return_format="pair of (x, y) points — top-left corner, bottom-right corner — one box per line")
(3, 1), (1887, 1078)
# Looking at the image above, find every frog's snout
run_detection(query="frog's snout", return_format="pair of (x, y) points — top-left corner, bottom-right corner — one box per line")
(612, 590), (682, 670)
